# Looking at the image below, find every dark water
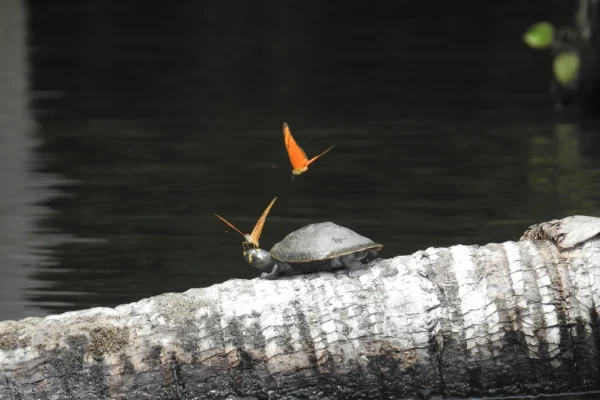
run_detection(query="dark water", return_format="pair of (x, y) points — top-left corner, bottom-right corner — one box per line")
(1, 0), (599, 325)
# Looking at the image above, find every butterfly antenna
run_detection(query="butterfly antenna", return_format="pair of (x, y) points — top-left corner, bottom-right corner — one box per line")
(307, 146), (334, 165)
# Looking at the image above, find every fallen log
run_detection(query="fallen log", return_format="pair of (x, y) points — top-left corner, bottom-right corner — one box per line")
(1, 216), (600, 399)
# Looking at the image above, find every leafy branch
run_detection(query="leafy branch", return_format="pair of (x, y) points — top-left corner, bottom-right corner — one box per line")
(523, 21), (581, 86)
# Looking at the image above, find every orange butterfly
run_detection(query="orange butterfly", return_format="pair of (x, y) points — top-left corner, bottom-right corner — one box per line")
(214, 197), (277, 251)
(283, 122), (333, 176)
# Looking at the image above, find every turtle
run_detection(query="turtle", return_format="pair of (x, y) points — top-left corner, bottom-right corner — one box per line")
(244, 222), (383, 280)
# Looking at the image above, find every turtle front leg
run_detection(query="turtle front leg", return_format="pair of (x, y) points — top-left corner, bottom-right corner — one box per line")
(260, 261), (293, 280)
(340, 253), (367, 278)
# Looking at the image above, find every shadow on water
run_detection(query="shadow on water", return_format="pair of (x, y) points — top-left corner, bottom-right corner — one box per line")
(0, 0), (598, 323)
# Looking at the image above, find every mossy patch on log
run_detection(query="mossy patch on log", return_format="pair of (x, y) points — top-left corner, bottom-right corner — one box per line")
(153, 291), (211, 323)
(0, 324), (30, 350)
(87, 326), (129, 361)
(0, 328), (18, 350)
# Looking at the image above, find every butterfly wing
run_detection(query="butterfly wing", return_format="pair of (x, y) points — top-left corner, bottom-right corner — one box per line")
(283, 123), (309, 170)
(249, 197), (277, 246)
(214, 213), (247, 239)
(306, 145), (334, 166)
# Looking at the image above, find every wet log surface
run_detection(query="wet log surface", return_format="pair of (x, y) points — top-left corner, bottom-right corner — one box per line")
(1, 216), (600, 399)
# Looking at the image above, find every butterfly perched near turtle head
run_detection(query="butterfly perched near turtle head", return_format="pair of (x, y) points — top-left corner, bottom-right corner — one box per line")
(214, 197), (277, 252)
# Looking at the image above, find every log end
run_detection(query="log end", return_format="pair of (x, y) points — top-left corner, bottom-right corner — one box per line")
(520, 215), (600, 249)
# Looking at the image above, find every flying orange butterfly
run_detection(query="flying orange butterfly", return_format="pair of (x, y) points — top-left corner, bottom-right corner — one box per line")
(214, 197), (277, 251)
(283, 122), (333, 177)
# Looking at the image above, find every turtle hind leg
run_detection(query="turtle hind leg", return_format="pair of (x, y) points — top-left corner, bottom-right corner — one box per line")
(365, 249), (379, 262)
(348, 268), (366, 279)
(340, 252), (367, 278)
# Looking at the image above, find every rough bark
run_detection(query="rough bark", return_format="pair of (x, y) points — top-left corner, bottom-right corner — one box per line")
(1, 216), (600, 399)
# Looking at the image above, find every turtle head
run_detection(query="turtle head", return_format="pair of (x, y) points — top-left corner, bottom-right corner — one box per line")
(243, 248), (274, 271)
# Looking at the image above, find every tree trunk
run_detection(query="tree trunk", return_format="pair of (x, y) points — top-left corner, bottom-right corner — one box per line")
(1, 216), (600, 399)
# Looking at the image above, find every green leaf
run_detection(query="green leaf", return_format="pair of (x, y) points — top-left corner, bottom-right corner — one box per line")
(553, 52), (580, 86)
(523, 22), (555, 49)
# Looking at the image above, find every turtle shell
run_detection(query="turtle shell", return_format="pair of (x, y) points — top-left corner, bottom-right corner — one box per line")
(270, 222), (382, 262)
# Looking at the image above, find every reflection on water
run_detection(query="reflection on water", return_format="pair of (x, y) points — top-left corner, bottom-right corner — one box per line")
(0, 0), (72, 320)
(0, 1), (599, 320)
